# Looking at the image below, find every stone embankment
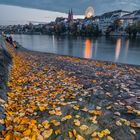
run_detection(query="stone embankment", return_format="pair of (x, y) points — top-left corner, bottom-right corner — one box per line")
(0, 40), (11, 136)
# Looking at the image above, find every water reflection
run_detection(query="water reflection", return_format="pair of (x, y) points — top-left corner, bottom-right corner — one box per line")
(84, 39), (92, 59)
(115, 38), (121, 62)
(13, 35), (140, 65)
(124, 39), (129, 59)
(94, 40), (98, 58)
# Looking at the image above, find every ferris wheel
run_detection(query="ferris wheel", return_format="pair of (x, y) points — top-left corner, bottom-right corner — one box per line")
(85, 6), (95, 18)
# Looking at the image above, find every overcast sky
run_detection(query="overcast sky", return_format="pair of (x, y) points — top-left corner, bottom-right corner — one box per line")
(0, 0), (139, 25)
(0, 0), (140, 14)
(0, 4), (84, 25)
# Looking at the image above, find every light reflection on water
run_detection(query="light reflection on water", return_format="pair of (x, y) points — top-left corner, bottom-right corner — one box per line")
(13, 35), (140, 65)
(115, 38), (121, 62)
(84, 39), (92, 59)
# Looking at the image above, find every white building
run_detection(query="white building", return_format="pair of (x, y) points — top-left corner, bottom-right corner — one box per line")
(121, 10), (140, 29)
(98, 10), (131, 33)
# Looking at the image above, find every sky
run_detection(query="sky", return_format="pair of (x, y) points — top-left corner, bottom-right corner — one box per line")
(0, 0), (140, 14)
(0, 5), (84, 25)
(0, 0), (139, 25)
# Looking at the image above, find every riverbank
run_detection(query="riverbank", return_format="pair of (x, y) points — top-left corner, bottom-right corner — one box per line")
(0, 45), (11, 136)
(1, 39), (140, 140)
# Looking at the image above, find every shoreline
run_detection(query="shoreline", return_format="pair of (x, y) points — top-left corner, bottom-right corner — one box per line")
(6, 33), (140, 39)
(1, 38), (140, 139)
(15, 41), (140, 68)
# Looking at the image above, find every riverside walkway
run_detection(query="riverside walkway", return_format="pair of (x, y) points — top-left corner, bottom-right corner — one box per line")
(0, 39), (140, 140)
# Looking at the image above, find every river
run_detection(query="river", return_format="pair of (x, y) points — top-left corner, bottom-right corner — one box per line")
(13, 34), (140, 65)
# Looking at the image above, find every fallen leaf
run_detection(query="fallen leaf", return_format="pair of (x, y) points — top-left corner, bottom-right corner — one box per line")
(101, 129), (110, 136)
(37, 134), (44, 140)
(0, 119), (5, 124)
(80, 125), (89, 131)
(130, 129), (136, 135)
(55, 129), (61, 135)
(42, 120), (50, 129)
(74, 119), (80, 126)
(42, 129), (53, 139)
(23, 129), (31, 136)
(73, 129), (77, 136)
(68, 131), (73, 138)
(91, 132), (97, 137)
(50, 120), (60, 126)
(107, 136), (114, 140)
(76, 134), (85, 140)
(116, 120), (122, 126)
(61, 115), (72, 121)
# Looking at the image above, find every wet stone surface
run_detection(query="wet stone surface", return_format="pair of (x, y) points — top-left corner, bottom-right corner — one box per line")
(0, 42), (140, 140)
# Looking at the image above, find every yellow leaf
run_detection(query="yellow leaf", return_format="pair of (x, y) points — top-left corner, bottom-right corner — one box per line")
(55, 110), (62, 116)
(107, 136), (114, 140)
(15, 137), (20, 140)
(61, 115), (72, 121)
(42, 120), (50, 129)
(50, 120), (60, 126)
(97, 132), (104, 138)
(101, 129), (110, 136)
(92, 138), (99, 140)
(39, 106), (46, 111)
(55, 129), (61, 135)
(74, 119), (80, 126)
(92, 80), (97, 84)
(68, 131), (73, 138)
(21, 137), (31, 140)
(37, 134), (44, 140)
(91, 132), (97, 137)
(73, 129), (77, 137)
(76, 134), (85, 140)
(7, 93), (15, 98)
(75, 115), (80, 119)
(80, 125), (88, 131)
(126, 106), (134, 111)
(20, 118), (29, 125)
(90, 116), (97, 124)
(49, 110), (55, 115)
(73, 105), (79, 110)
(42, 129), (53, 138)
(5, 134), (13, 140)
(81, 107), (88, 112)
(31, 120), (37, 124)
(31, 135), (37, 140)
(23, 129), (31, 136)
(92, 110), (102, 116)
(133, 109), (140, 116)
(130, 121), (140, 128)
(0, 119), (5, 124)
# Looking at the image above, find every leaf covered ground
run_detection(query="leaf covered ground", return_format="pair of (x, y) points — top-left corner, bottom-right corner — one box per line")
(1, 43), (140, 140)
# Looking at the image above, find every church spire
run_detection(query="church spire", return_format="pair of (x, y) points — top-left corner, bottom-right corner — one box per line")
(68, 8), (73, 22)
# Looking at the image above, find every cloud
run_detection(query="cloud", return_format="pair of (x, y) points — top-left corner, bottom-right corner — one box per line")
(0, 0), (139, 14)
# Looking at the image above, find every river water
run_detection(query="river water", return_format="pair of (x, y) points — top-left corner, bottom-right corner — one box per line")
(13, 35), (140, 65)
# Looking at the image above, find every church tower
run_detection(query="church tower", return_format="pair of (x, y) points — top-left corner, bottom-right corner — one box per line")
(68, 9), (73, 22)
